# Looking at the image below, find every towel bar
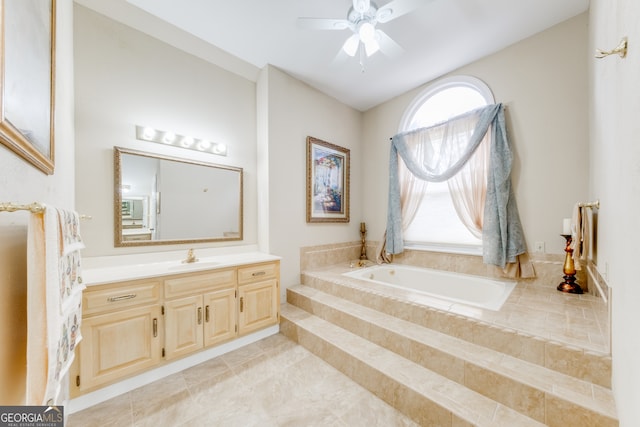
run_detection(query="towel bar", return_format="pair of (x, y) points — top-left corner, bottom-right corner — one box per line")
(578, 200), (600, 209)
(0, 202), (45, 213)
(0, 202), (91, 219)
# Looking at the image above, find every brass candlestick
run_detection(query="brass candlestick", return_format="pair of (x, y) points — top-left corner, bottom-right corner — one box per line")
(557, 234), (583, 294)
(359, 222), (367, 260)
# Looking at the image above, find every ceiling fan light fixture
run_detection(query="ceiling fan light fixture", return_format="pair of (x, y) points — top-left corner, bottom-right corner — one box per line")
(358, 21), (376, 44)
(342, 34), (360, 57)
(364, 40), (380, 56)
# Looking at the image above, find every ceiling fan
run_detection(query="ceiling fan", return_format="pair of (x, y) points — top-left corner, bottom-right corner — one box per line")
(298, 0), (424, 62)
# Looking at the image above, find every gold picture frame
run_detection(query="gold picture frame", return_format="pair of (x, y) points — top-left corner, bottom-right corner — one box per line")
(306, 136), (350, 223)
(0, 0), (56, 174)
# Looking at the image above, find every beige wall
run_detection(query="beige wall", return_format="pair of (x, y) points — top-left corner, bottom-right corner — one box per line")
(589, 1), (640, 425)
(4, 4), (638, 422)
(362, 13), (590, 257)
(0, 0), (75, 404)
(74, 5), (258, 257)
(261, 65), (363, 295)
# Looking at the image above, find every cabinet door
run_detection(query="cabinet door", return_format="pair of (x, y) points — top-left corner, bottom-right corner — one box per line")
(79, 304), (162, 391)
(203, 288), (237, 347)
(164, 295), (203, 360)
(238, 279), (279, 335)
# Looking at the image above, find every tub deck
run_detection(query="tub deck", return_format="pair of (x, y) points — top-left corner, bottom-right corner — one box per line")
(304, 263), (610, 355)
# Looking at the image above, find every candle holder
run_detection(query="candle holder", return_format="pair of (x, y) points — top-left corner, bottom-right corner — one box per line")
(557, 234), (583, 294)
(359, 222), (367, 260)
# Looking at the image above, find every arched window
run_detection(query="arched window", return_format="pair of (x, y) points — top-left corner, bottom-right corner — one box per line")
(399, 76), (494, 253)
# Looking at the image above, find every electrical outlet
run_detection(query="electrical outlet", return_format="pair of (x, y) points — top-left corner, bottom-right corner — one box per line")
(534, 241), (545, 253)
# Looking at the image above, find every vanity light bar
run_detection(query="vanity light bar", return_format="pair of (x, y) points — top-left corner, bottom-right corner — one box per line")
(135, 125), (227, 156)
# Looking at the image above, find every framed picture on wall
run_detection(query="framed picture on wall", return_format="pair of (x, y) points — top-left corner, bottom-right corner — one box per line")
(0, 0), (56, 175)
(306, 136), (350, 223)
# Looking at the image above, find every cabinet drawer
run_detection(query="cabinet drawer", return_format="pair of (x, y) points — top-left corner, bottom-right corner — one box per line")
(165, 268), (236, 299)
(237, 262), (279, 284)
(83, 280), (161, 316)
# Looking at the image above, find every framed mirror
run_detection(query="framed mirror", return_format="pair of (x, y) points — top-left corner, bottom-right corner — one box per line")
(114, 146), (243, 246)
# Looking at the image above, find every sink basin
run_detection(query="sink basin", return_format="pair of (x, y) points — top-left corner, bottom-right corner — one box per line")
(167, 260), (220, 271)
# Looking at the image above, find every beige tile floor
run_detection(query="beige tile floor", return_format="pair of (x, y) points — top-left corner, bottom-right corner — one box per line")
(67, 334), (418, 427)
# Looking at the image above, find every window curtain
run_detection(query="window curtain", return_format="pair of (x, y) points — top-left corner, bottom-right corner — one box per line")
(447, 129), (490, 239)
(376, 141), (429, 264)
(385, 103), (533, 275)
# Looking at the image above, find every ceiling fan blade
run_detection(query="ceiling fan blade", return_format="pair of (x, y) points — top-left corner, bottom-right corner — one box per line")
(297, 17), (351, 30)
(376, 30), (404, 58)
(375, 0), (424, 23)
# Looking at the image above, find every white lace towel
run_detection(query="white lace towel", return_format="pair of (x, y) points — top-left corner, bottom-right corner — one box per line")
(26, 206), (85, 405)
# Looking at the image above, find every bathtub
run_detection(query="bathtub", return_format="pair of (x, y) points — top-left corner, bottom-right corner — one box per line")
(342, 265), (516, 311)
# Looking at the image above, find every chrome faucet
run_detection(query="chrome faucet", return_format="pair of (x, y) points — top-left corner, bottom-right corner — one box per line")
(183, 248), (198, 264)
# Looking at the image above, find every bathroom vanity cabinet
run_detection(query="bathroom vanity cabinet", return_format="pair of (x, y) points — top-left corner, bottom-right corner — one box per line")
(163, 268), (237, 360)
(75, 278), (163, 392)
(237, 262), (280, 335)
(71, 259), (280, 396)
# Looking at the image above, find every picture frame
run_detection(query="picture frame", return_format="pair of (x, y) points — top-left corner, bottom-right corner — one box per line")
(0, 0), (56, 174)
(306, 136), (350, 223)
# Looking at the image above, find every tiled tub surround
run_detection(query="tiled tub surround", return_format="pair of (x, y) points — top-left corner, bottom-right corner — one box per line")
(289, 243), (615, 426)
(300, 242), (610, 354)
(300, 264), (610, 375)
(301, 242), (592, 292)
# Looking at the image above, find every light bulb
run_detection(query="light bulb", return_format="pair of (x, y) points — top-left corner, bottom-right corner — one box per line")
(197, 140), (212, 151)
(213, 143), (227, 155)
(358, 22), (375, 44)
(342, 34), (360, 57)
(181, 136), (194, 147)
(163, 132), (176, 144)
(364, 40), (380, 56)
(142, 127), (156, 140)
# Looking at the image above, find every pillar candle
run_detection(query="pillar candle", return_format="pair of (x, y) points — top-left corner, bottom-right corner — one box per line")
(562, 218), (571, 235)
(360, 222), (366, 233)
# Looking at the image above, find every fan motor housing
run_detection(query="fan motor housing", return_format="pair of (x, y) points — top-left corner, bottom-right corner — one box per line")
(347, 1), (378, 25)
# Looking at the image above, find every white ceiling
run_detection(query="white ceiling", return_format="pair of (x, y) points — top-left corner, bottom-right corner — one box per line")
(74, 0), (589, 111)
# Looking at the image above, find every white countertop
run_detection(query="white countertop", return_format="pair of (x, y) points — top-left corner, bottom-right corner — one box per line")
(81, 250), (280, 286)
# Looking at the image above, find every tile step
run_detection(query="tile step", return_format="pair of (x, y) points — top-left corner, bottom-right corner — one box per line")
(286, 285), (617, 427)
(301, 271), (612, 389)
(281, 303), (546, 427)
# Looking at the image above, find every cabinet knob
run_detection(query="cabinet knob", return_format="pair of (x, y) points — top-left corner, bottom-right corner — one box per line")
(205, 305), (210, 323)
(153, 318), (158, 337)
(197, 307), (203, 325)
(240, 297), (244, 312)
